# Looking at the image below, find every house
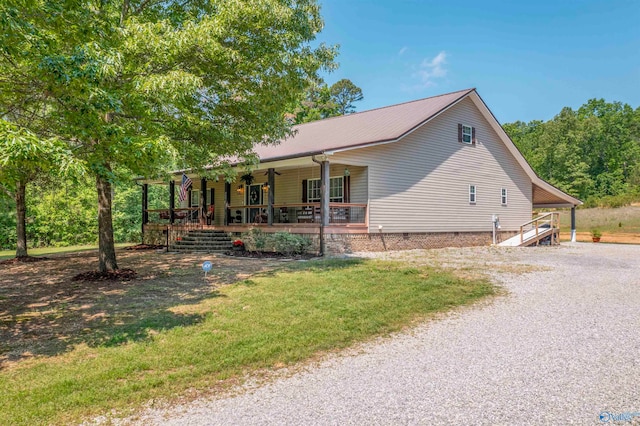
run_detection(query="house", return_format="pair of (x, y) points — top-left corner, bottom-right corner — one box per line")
(141, 88), (581, 253)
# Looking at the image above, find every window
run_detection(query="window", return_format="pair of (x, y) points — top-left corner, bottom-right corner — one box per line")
(458, 123), (475, 145)
(190, 189), (200, 207)
(501, 188), (508, 205)
(469, 185), (476, 204)
(462, 125), (472, 144)
(307, 177), (344, 202)
(329, 177), (343, 202)
(307, 179), (321, 202)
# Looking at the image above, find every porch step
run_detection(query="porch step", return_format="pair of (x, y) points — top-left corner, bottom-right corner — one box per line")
(170, 230), (234, 253)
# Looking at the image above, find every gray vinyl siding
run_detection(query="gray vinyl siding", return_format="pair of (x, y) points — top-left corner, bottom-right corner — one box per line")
(331, 97), (532, 233)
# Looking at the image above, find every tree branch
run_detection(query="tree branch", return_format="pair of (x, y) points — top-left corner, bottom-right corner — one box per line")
(0, 183), (14, 198)
(133, 0), (155, 15)
(120, 0), (130, 26)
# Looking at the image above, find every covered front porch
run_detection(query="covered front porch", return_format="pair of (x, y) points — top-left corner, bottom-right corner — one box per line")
(140, 156), (369, 241)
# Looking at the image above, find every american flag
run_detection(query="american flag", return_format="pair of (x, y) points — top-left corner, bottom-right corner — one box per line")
(178, 173), (192, 203)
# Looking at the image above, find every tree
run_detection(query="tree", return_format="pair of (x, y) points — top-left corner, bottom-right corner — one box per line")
(293, 78), (363, 124)
(0, 0), (336, 272)
(0, 120), (81, 258)
(330, 79), (364, 115)
(293, 83), (339, 124)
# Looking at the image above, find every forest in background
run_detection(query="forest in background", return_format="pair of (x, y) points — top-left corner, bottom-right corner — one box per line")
(1, 97), (638, 249)
(504, 99), (640, 206)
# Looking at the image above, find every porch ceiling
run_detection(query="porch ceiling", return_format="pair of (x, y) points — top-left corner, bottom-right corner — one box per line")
(139, 155), (357, 185)
(532, 183), (581, 208)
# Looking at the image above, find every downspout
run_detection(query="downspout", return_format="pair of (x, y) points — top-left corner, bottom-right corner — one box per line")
(311, 155), (324, 256)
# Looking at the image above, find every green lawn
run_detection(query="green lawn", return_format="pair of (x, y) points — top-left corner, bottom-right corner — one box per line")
(558, 205), (640, 233)
(0, 243), (131, 260)
(0, 259), (493, 425)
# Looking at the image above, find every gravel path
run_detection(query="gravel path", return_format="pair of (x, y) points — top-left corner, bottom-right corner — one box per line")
(132, 243), (640, 425)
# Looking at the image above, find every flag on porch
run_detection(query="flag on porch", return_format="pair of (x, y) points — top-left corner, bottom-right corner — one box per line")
(178, 174), (192, 203)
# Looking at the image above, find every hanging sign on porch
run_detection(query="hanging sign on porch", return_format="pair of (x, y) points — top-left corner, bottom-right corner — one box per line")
(202, 260), (213, 278)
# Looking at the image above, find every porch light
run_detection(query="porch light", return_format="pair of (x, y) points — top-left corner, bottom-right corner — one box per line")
(236, 185), (245, 195)
(344, 167), (350, 177)
(262, 182), (270, 192)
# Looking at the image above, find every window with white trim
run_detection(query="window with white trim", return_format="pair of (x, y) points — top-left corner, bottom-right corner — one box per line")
(462, 125), (473, 144)
(501, 188), (508, 205)
(190, 189), (200, 207)
(307, 177), (344, 202)
(469, 185), (476, 204)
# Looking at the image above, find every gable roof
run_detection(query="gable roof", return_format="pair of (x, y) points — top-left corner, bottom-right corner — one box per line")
(252, 87), (580, 207)
(253, 88), (474, 161)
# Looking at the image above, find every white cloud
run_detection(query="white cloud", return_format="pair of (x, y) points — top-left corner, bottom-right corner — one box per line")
(398, 46), (408, 56)
(413, 51), (447, 89)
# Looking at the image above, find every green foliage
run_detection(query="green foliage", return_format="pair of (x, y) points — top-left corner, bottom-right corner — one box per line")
(271, 231), (312, 255)
(504, 99), (640, 203)
(591, 228), (602, 238)
(582, 192), (640, 209)
(26, 180), (97, 247)
(0, 196), (16, 249)
(0, 0), (337, 266)
(112, 182), (143, 244)
(330, 78), (364, 115)
(0, 177), (155, 249)
(293, 78), (364, 123)
(242, 228), (269, 251)
(241, 229), (312, 254)
(0, 0), (337, 176)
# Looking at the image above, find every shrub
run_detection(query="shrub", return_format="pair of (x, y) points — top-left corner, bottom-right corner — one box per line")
(271, 232), (311, 255)
(241, 229), (311, 255)
(242, 229), (268, 251)
(583, 192), (640, 209)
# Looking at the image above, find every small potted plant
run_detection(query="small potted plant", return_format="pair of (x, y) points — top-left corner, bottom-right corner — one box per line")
(232, 239), (245, 251)
(591, 229), (602, 243)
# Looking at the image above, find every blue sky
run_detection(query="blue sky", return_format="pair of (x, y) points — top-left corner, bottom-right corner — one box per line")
(315, 0), (640, 124)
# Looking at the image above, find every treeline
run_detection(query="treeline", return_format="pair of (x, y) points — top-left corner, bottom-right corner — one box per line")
(0, 176), (170, 249)
(1, 178), (124, 249)
(503, 99), (640, 206)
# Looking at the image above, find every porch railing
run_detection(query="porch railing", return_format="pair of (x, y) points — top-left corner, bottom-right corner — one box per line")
(146, 207), (200, 224)
(145, 203), (367, 226)
(226, 203), (367, 225)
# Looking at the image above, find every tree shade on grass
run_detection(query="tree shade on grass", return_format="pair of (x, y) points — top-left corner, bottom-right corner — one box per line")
(0, 259), (493, 426)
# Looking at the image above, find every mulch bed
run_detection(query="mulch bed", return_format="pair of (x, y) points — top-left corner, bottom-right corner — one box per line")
(224, 250), (317, 260)
(71, 268), (138, 282)
(0, 255), (49, 265)
(125, 244), (166, 250)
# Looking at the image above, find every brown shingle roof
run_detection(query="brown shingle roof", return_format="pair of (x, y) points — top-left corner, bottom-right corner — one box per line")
(253, 88), (475, 161)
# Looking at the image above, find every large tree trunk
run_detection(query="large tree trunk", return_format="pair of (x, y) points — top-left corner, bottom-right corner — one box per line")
(15, 179), (28, 258)
(96, 172), (118, 272)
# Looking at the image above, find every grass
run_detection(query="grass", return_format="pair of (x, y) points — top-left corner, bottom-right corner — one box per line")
(0, 243), (132, 260)
(0, 258), (493, 425)
(558, 205), (640, 234)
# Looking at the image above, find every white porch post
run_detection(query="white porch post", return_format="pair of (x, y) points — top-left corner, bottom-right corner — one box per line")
(570, 206), (576, 242)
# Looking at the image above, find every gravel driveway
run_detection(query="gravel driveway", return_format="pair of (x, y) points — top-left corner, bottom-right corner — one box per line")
(132, 243), (640, 425)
